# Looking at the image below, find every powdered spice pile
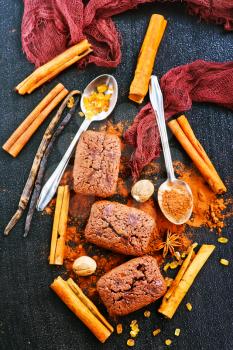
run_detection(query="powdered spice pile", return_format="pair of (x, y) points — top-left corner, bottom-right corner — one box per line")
(161, 183), (193, 223)
(174, 161), (232, 233)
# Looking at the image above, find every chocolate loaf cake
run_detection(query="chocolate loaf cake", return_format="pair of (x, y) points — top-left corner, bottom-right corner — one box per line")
(97, 256), (166, 316)
(85, 201), (156, 256)
(73, 131), (121, 197)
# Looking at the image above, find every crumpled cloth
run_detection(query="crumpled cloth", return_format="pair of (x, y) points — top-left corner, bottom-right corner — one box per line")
(21, 0), (233, 68)
(124, 60), (233, 180)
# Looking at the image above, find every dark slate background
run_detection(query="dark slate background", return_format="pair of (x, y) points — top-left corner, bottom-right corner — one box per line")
(0, 1), (233, 350)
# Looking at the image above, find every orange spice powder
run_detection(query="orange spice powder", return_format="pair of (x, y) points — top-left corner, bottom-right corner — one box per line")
(174, 161), (232, 233)
(161, 183), (193, 223)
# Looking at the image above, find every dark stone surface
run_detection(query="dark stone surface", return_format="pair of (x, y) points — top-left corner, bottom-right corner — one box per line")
(0, 2), (233, 350)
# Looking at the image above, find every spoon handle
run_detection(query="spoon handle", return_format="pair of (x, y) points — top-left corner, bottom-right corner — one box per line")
(149, 75), (175, 181)
(37, 118), (91, 211)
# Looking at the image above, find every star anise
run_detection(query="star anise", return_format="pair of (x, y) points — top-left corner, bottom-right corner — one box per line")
(155, 230), (182, 258)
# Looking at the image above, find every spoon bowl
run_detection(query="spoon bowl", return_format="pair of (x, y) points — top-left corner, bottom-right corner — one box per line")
(80, 74), (118, 121)
(158, 179), (193, 225)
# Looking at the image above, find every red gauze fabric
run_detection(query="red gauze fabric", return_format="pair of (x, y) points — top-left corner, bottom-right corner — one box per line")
(124, 60), (233, 181)
(21, 0), (233, 68)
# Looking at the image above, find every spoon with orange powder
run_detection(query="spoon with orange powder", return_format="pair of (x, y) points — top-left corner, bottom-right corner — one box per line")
(149, 76), (193, 224)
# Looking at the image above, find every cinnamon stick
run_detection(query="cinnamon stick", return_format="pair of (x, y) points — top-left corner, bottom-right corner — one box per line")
(177, 115), (219, 173)
(158, 244), (215, 319)
(129, 14), (167, 104)
(165, 243), (196, 299)
(168, 116), (226, 194)
(3, 84), (68, 157)
(66, 278), (113, 333)
(51, 277), (113, 343)
(16, 40), (92, 95)
(49, 185), (70, 265)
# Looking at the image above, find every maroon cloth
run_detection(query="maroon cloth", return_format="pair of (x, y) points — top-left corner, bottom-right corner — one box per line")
(124, 60), (233, 180)
(21, 0), (233, 68)
(124, 104), (161, 181)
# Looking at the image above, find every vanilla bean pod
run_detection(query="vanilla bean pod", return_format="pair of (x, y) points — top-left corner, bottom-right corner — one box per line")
(4, 90), (80, 236)
(24, 96), (80, 237)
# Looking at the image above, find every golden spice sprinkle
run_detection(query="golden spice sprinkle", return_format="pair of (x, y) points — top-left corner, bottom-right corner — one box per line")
(165, 339), (172, 346)
(130, 330), (138, 338)
(97, 84), (108, 93)
(165, 277), (173, 288)
(186, 302), (192, 311)
(130, 320), (139, 337)
(163, 263), (170, 272)
(144, 310), (151, 318)
(175, 328), (181, 336)
(127, 339), (135, 347)
(220, 258), (229, 266)
(218, 237), (228, 244)
(83, 84), (112, 119)
(116, 323), (123, 334)
(67, 96), (75, 108)
(170, 261), (179, 269)
(152, 328), (161, 336)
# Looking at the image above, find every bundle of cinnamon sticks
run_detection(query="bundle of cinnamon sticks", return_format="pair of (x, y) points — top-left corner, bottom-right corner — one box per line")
(3, 84), (68, 157)
(159, 244), (215, 318)
(50, 185), (70, 265)
(16, 40), (92, 95)
(168, 115), (226, 194)
(51, 277), (113, 343)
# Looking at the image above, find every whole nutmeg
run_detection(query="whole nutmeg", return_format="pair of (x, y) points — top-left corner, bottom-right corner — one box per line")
(131, 179), (154, 203)
(72, 256), (97, 276)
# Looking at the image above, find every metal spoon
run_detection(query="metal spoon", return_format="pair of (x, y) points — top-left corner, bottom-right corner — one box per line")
(37, 74), (118, 211)
(149, 75), (193, 224)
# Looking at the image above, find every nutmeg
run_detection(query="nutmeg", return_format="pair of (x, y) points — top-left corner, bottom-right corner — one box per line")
(131, 179), (154, 203)
(72, 256), (97, 276)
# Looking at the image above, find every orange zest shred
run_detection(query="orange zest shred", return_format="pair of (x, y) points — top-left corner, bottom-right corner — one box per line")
(186, 302), (192, 311)
(116, 323), (123, 334)
(152, 328), (161, 336)
(127, 339), (135, 347)
(83, 84), (112, 119)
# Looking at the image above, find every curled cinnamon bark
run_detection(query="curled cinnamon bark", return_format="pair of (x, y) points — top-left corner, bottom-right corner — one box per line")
(129, 14), (167, 104)
(3, 84), (68, 157)
(51, 277), (113, 343)
(168, 115), (226, 194)
(16, 40), (92, 94)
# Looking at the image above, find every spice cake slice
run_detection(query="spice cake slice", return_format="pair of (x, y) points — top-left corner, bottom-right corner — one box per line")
(73, 131), (121, 197)
(97, 256), (166, 316)
(85, 201), (156, 256)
